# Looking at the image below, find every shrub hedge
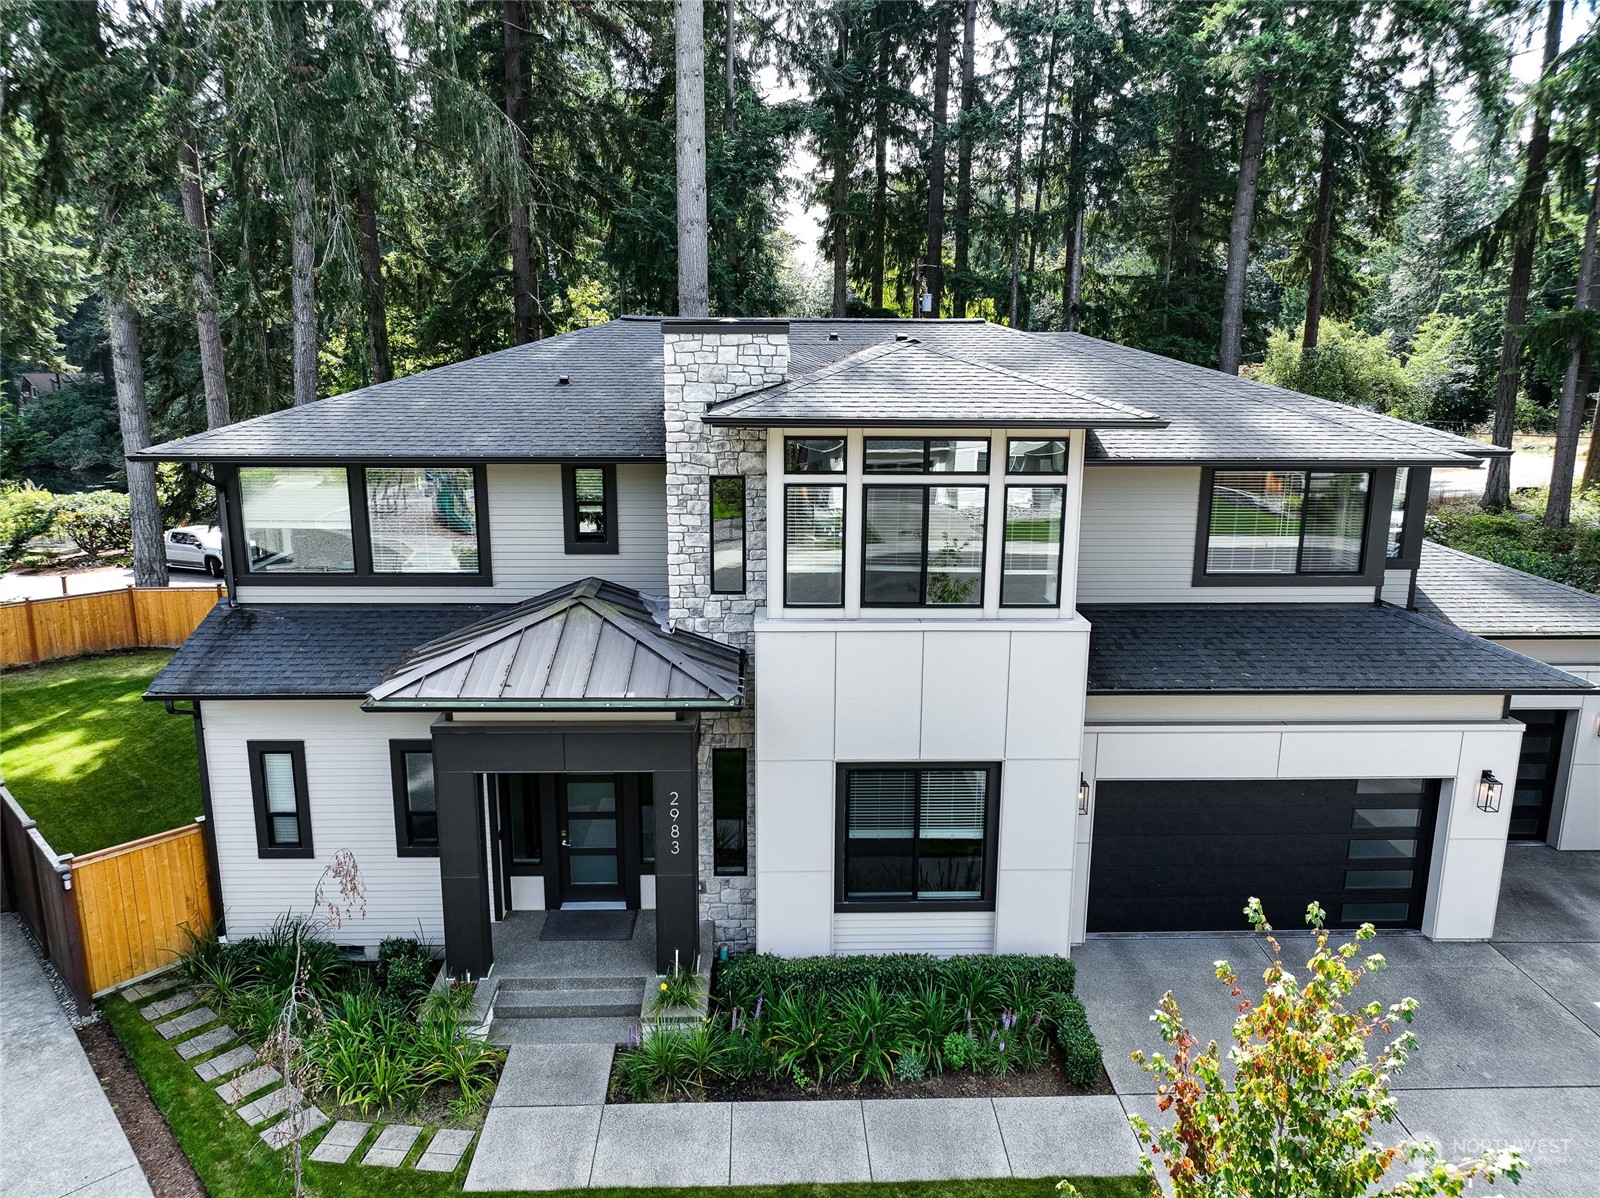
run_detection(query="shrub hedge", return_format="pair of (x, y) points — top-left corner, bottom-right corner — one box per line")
(716, 951), (1077, 1010)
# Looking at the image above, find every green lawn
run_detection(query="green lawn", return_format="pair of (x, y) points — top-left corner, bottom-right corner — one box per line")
(104, 996), (1146, 1198)
(0, 650), (200, 854)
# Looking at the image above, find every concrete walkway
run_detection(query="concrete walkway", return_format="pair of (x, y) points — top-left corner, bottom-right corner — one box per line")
(1076, 844), (1600, 1198)
(0, 916), (154, 1198)
(464, 1042), (1141, 1191)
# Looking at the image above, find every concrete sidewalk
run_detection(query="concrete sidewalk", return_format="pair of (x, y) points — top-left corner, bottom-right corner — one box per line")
(464, 1043), (1142, 1190)
(0, 916), (153, 1198)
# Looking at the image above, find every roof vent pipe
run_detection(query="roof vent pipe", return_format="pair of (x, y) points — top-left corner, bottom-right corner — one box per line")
(557, 375), (570, 385)
(827, 332), (839, 341)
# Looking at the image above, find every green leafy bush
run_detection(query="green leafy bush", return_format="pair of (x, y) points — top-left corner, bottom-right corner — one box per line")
(716, 951), (1076, 1010)
(375, 936), (436, 1010)
(1428, 495), (1600, 593)
(1255, 320), (1415, 413)
(1050, 993), (1103, 1087)
(0, 482), (57, 566)
(52, 490), (130, 560)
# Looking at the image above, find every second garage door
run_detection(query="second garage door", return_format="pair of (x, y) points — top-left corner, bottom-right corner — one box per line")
(1087, 778), (1439, 934)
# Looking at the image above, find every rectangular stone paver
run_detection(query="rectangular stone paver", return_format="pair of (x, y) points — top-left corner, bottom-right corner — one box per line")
(309, 1120), (372, 1164)
(464, 1106), (602, 1192)
(415, 1128), (475, 1172)
(493, 1043), (613, 1107)
(260, 1107), (329, 1151)
(861, 1097), (1010, 1181)
(590, 1103), (732, 1188)
(731, 1100), (869, 1185)
(215, 1065), (282, 1105)
(194, 1045), (257, 1082)
(175, 1026), (236, 1060)
(237, 1085), (303, 1127)
(123, 975), (181, 1002)
(363, 1123), (423, 1167)
(155, 1007), (217, 1040)
(140, 990), (198, 1021)
(993, 1096), (1141, 1178)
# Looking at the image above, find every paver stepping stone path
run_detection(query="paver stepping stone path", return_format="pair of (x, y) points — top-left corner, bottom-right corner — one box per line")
(216, 1065), (282, 1104)
(194, 1045), (257, 1082)
(363, 1123), (423, 1167)
(237, 1084), (303, 1126)
(261, 1107), (330, 1150)
(309, 1121), (372, 1165)
(124, 976), (181, 1001)
(141, 990), (198, 1021)
(416, 1128), (476, 1172)
(156, 1006), (217, 1039)
(176, 1025), (236, 1060)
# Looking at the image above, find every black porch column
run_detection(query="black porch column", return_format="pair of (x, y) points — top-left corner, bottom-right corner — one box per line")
(652, 759), (699, 975)
(431, 731), (493, 978)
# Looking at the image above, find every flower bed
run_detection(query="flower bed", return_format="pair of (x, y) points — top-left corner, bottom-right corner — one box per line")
(610, 952), (1106, 1102)
(178, 918), (504, 1123)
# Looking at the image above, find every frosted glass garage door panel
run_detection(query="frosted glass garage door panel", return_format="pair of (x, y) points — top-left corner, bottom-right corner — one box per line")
(1094, 731), (1282, 779)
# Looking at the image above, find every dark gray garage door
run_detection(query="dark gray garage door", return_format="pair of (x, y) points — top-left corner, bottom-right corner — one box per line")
(1087, 778), (1439, 933)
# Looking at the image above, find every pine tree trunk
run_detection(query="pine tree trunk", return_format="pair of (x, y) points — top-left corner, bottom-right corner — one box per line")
(1024, 27), (1058, 306)
(1547, 156), (1598, 524)
(952, 0), (977, 318)
(1061, 90), (1089, 332)
(676, 0), (710, 317)
(353, 175), (392, 384)
(1301, 116), (1337, 353)
(504, 0), (536, 343)
(1484, 0), (1563, 512)
(1219, 73), (1271, 375)
(830, 18), (849, 317)
(1007, 81), (1025, 327)
(925, 8), (952, 319)
(109, 298), (168, 588)
(290, 157), (317, 406)
(724, 0), (735, 137)
(178, 129), (230, 429)
(870, 16), (889, 313)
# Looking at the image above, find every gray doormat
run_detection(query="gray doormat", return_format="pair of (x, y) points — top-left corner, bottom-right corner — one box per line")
(539, 910), (638, 941)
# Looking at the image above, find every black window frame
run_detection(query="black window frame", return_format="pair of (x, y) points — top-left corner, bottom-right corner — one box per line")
(999, 483), (1067, 608)
(712, 748), (748, 876)
(562, 463), (619, 555)
(1005, 438), (1069, 474)
(863, 437), (991, 475)
(783, 482), (847, 608)
(860, 484), (988, 608)
(224, 463), (493, 586)
(389, 740), (439, 857)
(710, 475), (747, 594)
(248, 740), (313, 859)
(834, 762), (1001, 913)
(1384, 466), (1431, 568)
(1192, 465), (1387, 588)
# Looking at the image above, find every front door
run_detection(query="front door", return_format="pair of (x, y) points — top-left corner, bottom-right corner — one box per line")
(558, 775), (625, 904)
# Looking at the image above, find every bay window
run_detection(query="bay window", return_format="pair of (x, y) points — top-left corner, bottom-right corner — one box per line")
(838, 765), (998, 908)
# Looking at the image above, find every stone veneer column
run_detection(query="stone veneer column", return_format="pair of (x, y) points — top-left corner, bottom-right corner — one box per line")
(662, 318), (788, 954)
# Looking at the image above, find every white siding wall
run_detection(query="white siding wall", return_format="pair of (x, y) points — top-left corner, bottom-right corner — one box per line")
(1076, 466), (1377, 604)
(1076, 716), (1525, 944)
(201, 700), (443, 946)
(754, 618), (1088, 959)
(235, 463), (668, 604)
(1381, 568), (1414, 606)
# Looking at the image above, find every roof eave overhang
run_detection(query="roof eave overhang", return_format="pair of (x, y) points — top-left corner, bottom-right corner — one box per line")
(700, 414), (1170, 430)
(1084, 455), (1480, 468)
(129, 450), (668, 464)
(1087, 684), (1597, 696)
(360, 696), (743, 711)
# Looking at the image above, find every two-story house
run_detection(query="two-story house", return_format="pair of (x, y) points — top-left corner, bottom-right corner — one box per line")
(139, 317), (1600, 981)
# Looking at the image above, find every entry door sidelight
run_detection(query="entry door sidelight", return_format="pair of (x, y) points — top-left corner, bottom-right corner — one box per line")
(558, 776), (625, 903)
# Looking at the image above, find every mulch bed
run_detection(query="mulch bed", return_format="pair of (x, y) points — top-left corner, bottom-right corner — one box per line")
(78, 1019), (209, 1198)
(607, 1044), (1115, 1103)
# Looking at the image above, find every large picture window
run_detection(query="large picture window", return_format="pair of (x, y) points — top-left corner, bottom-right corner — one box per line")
(1001, 485), (1065, 606)
(239, 466), (355, 573)
(784, 484), (845, 606)
(389, 741), (438, 855)
(862, 485), (986, 607)
(838, 765), (998, 908)
(367, 468), (479, 573)
(249, 741), (312, 858)
(1203, 470), (1371, 577)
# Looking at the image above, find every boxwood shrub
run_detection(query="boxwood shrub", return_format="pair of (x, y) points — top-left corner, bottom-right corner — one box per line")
(1050, 991), (1102, 1086)
(715, 952), (1077, 1010)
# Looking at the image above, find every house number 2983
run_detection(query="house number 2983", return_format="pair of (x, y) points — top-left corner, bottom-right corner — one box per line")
(667, 791), (682, 855)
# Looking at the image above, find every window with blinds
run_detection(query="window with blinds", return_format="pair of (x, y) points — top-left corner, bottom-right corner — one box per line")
(840, 765), (995, 906)
(1001, 485), (1064, 606)
(1386, 467), (1410, 560)
(1205, 470), (1370, 577)
(784, 484), (845, 606)
(250, 742), (311, 857)
(862, 486), (986, 607)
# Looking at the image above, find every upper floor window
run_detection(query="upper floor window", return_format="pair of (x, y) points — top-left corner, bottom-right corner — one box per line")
(1386, 468), (1410, 561)
(562, 464), (618, 554)
(1001, 485), (1065, 606)
(784, 484), (845, 606)
(862, 485), (986, 606)
(865, 438), (989, 474)
(233, 464), (488, 582)
(1203, 469), (1370, 577)
(1006, 439), (1067, 473)
(785, 436), (846, 473)
(711, 476), (746, 593)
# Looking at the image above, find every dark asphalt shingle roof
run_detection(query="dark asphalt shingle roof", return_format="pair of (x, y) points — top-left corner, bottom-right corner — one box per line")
(1413, 542), (1600, 638)
(146, 603), (504, 698)
(137, 317), (1494, 467)
(1081, 603), (1595, 694)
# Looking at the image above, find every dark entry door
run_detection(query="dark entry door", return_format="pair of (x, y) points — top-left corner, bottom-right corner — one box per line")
(558, 776), (625, 904)
(1510, 711), (1567, 841)
(1087, 778), (1439, 933)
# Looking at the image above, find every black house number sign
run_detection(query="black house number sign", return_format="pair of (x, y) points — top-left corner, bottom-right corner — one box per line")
(667, 790), (682, 856)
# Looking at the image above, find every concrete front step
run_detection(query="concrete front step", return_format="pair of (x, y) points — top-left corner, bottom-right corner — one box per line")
(494, 986), (643, 1019)
(489, 1015), (637, 1046)
(493, 974), (648, 992)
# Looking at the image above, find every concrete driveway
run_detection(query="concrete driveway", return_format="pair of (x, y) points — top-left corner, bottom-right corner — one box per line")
(1074, 844), (1600, 1198)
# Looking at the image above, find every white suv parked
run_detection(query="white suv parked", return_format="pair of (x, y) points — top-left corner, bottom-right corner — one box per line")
(164, 525), (224, 577)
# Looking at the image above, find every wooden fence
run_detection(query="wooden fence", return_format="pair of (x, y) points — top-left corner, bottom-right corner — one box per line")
(0, 584), (224, 667)
(0, 786), (216, 1005)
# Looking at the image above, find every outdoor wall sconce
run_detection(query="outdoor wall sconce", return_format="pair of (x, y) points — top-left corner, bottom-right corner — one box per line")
(1078, 776), (1091, 814)
(1476, 770), (1504, 814)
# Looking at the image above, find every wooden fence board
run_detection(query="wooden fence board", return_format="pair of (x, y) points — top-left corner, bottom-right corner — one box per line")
(0, 585), (223, 667)
(0, 787), (93, 1013)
